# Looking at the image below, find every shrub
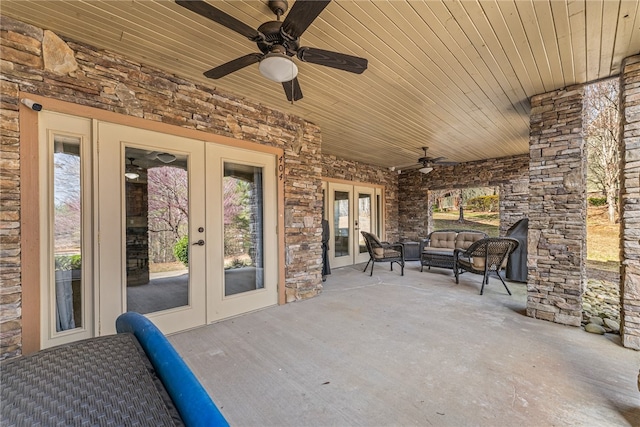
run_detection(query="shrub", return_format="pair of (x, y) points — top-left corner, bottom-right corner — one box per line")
(588, 197), (607, 206)
(55, 254), (82, 270)
(466, 195), (499, 212)
(173, 235), (189, 266)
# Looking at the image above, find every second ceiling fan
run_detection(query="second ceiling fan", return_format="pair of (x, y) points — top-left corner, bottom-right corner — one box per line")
(176, 0), (369, 101)
(395, 147), (458, 174)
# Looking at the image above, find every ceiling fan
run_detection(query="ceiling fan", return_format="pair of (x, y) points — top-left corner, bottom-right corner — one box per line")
(175, 0), (368, 102)
(393, 147), (457, 174)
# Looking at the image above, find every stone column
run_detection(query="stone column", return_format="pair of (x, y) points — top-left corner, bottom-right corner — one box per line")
(527, 86), (586, 327)
(619, 55), (640, 350)
(398, 171), (428, 240)
(499, 179), (529, 236)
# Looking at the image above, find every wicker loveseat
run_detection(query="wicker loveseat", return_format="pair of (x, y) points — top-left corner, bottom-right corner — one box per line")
(419, 229), (488, 271)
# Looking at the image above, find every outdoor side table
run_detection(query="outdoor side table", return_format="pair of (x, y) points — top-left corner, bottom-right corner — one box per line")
(401, 241), (421, 261)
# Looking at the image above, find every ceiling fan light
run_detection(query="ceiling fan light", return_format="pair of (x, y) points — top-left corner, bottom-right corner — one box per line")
(124, 171), (140, 180)
(259, 53), (298, 83)
(156, 152), (176, 163)
(419, 166), (433, 174)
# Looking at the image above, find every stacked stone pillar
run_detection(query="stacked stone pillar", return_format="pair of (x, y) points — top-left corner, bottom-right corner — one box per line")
(527, 86), (586, 326)
(619, 55), (640, 349)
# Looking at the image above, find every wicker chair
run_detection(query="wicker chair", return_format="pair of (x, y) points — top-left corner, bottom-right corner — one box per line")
(453, 237), (519, 295)
(361, 231), (405, 276)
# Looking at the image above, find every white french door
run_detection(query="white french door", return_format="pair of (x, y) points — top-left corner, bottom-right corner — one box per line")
(39, 111), (94, 349)
(98, 123), (279, 334)
(327, 182), (380, 268)
(205, 145), (278, 322)
(97, 123), (207, 335)
(39, 112), (279, 347)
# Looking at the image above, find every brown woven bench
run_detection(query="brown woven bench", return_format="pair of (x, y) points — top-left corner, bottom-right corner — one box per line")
(1, 333), (182, 426)
(0, 312), (228, 427)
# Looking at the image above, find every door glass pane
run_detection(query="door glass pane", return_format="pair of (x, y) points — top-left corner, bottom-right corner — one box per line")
(334, 191), (350, 257)
(125, 147), (189, 314)
(358, 193), (371, 254)
(224, 162), (264, 296)
(53, 136), (82, 331)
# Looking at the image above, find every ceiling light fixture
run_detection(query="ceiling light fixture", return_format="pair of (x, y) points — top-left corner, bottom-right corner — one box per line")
(419, 166), (433, 174)
(259, 47), (298, 83)
(125, 157), (140, 180)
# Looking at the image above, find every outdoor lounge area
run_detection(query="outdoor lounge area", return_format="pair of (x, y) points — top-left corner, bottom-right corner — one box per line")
(168, 263), (639, 426)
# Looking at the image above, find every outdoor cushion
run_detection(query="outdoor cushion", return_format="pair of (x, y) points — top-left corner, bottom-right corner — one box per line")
(460, 256), (508, 270)
(375, 248), (401, 258)
(455, 232), (485, 249)
(429, 232), (456, 249)
(422, 246), (454, 254)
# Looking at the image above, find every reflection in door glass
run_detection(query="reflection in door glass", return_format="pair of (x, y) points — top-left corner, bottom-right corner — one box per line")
(358, 193), (371, 254)
(376, 194), (382, 236)
(334, 191), (350, 257)
(124, 147), (189, 314)
(53, 136), (82, 331)
(224, 162), (264, 296)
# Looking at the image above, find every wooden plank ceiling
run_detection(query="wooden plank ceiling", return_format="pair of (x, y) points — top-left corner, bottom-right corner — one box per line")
(2, 0), (639, 168)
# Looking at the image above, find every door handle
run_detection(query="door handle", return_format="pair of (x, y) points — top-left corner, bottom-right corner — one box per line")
(192, 239), (205, 246)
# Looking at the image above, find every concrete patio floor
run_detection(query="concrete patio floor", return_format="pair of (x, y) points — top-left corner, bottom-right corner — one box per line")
(169, 261), (640, 426)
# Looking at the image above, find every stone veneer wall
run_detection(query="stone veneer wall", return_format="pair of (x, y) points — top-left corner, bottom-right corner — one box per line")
(527, 86), (586, 327)
(397, 155), (529, 241)
(619, 55), (640, 349)
(321, 155), (399, 242)
(0, 16), (326, 359)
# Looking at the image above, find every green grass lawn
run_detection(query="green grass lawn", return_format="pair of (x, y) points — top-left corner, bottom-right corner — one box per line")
(433, 207), (619, 272)
(432, 211), (500, 237)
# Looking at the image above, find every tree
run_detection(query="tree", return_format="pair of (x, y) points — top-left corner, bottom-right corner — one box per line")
(457, 189), (464, 222)
(54, 153), (81, 253)
(583, 79), (620, 224)
(147, 166), (189, 263)
(223, 177), (245, 225)
(223, 176), (251, 257)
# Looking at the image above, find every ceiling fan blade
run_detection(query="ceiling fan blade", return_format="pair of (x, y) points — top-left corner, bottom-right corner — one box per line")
(282, 77), (303, 101)
(203, 53), (263, 79)
(175, 0), (259, 40)
(281, 0), (331, 38)
(418, 157), (446, 163)
(396, 163), (422, 171)
(435, 161), (458, 166)
(297, 47), (368, 74)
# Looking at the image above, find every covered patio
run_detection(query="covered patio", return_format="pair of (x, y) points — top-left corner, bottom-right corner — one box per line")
(2, 4), (640, 411)
(169, 263), (639, 426)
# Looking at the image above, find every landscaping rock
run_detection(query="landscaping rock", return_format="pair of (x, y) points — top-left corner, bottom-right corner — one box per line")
(603, 318), (620, 333)
(588, 316), (604, 326)
(581, 278), (620, 336)
(585, 323), (606, 335)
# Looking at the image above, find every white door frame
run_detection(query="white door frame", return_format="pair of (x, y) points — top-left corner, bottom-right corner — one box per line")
(354, 185), (376, 264)
(326, 181), (383, 268)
